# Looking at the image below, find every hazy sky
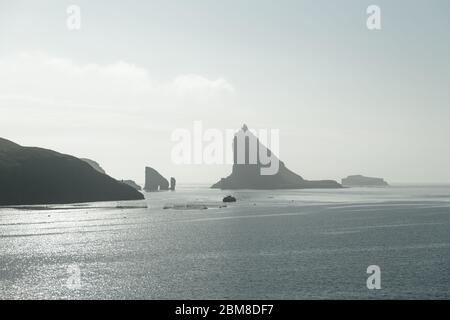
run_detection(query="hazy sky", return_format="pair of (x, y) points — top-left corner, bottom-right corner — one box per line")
(1, 0), (449, 184)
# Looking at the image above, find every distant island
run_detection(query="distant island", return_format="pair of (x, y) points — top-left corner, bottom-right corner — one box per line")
(342, 175), (389, 187)
(0, 138), (144, 205)
(81, 158), (143, 191)
(212, 125), (341, 190)
(80, 158), (106, 175)
(121, 180), (142, 191)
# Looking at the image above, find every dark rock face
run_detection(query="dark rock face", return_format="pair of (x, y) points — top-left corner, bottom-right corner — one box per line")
(223, 195), (236, 202)
(0, 138), (144, 205)
(80, 158), (106, 175)
(144, 167), (169, 191)
(211, 125), (341, 190)
(170, 177), (176, 191)
(342, 175), (389, 187)
(121, 180), (142, 191)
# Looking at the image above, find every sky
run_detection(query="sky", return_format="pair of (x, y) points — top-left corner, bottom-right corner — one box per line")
(0, 0), (449, 184)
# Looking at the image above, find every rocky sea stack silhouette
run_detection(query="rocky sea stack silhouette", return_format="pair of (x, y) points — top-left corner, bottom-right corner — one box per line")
(144, 167), (170, 191)
(212, 125), (341, 190)
(0, 138), (144, 205)
(170, 177), (176, 191)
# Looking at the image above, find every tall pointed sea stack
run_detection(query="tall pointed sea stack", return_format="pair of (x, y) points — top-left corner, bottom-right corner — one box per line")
(211, 125), (341, 190)
(144, 167), (170, 191)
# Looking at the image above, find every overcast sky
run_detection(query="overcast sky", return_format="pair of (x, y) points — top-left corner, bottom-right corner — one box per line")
(1, 0), (449, 184)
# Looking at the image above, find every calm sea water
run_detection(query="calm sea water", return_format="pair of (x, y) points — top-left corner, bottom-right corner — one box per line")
(1, 185), (449, 299)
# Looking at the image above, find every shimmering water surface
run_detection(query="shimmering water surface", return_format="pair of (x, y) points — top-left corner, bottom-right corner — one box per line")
(1, 185), (450, 299)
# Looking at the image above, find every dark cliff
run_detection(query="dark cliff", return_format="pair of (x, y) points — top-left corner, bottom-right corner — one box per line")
(144, 167), (169, 191)
(0, 138), (144, 205)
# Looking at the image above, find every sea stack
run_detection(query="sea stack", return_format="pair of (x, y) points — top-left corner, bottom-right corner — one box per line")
(0, 138), (144, 205)
(144, 167), (169, 191)
(211, 124), (341, 190)
(170, 177), (176, 191)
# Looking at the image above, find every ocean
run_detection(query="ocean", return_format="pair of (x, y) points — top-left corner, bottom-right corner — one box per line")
(1, 185), (449, 299)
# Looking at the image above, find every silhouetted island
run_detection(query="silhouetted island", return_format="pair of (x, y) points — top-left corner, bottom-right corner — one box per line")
(211, 125), (341, 190)
(80, 158), (106, 174)
(342, 175), (389, 187)
(0, 138), (144, 205)
(121, 180), (142, 191)
(144, 167), (170, 191)
(82, 158), (143, 191)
